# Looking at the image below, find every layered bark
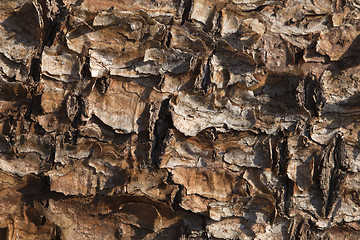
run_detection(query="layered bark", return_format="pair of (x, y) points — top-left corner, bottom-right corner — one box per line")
(0, 0), (360, 239)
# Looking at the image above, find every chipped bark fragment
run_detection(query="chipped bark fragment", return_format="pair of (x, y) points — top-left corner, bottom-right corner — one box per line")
(316, 25), (360, 61)
(41, 43), (81, 81)
(85, 79), (149, 134)
(170, 90), (256, 136)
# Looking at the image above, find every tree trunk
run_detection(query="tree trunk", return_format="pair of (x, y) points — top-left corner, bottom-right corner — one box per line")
(0, 0), (359, 239)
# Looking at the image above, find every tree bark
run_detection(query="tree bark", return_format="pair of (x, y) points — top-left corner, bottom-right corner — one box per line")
(0, 0), (360, 239)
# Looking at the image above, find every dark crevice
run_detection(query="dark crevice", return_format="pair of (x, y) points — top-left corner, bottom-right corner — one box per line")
(43, 0), (67, 48)
(43, 20), (60, 47)
(95, 77), (110, 95)
(325, 168), (345, 217)
(181, 0), (192, 24)
(304, 75), (325, 117)
(29, 58), (41, 82)
(334, 134), (345, 170)
(136, 104), (151, 167)
(278, 136), (292, 214)
(294, 48), (304, 65)
(41, 142), (56, 171)
(315, 134), (346, 217)
(304, 74), (318, 117)
(280, 139), (289, 175)
(178, 214), (208, 239)
(324, 134), (346, 217)
(151, 98), (173, 168)
(74, 0), (85, 7)
(54, 225), (63, 240)
(39, 173), (51, 194)
(31, 92), (44, 115)
(271, 133), (293, 215)
(284, 178), (294, 216)
(214, 11), (222, 37)
(273, 134), (289, 176)
(0, 227), (8, 240)
(70, 96), (85, 129)
(165, 32), (172, 48)
(115, 227), (122, 239)
(201, 55), (212, 93)
(294, 219), (307, 240)
(201, 224), (209, 240)
(80, 56), (92, 80)
(171, 184), (183, 210)
(161, 17), (174, 48)
(242, 4), (269, 13)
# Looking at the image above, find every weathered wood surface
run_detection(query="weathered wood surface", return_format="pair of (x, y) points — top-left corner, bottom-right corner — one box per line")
(0, 0), (360, 239)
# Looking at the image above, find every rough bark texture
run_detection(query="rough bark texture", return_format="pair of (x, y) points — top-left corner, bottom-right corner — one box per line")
(0, 0), (360, 239)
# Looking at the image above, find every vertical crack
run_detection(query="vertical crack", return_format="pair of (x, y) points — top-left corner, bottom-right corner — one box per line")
(29, 58), (41, 82)
(303, 74), (324, 117)
(165, 32), (172, 48)
(43, 0), (67, 48)
(151, 98), (173, 168)
(181, 0), (192, 24)
(317, 134), (347, 217)
(201, 59), (211, 93)
(201, 54), (213, 94)
(271, 133), (293, 215)
(80, 56), (92, 80)
(214, 10), (222, 36)
(54, 225), (63, 240)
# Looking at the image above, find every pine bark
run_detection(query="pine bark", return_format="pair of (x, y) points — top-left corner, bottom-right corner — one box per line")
(0, 0), (360, 239)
